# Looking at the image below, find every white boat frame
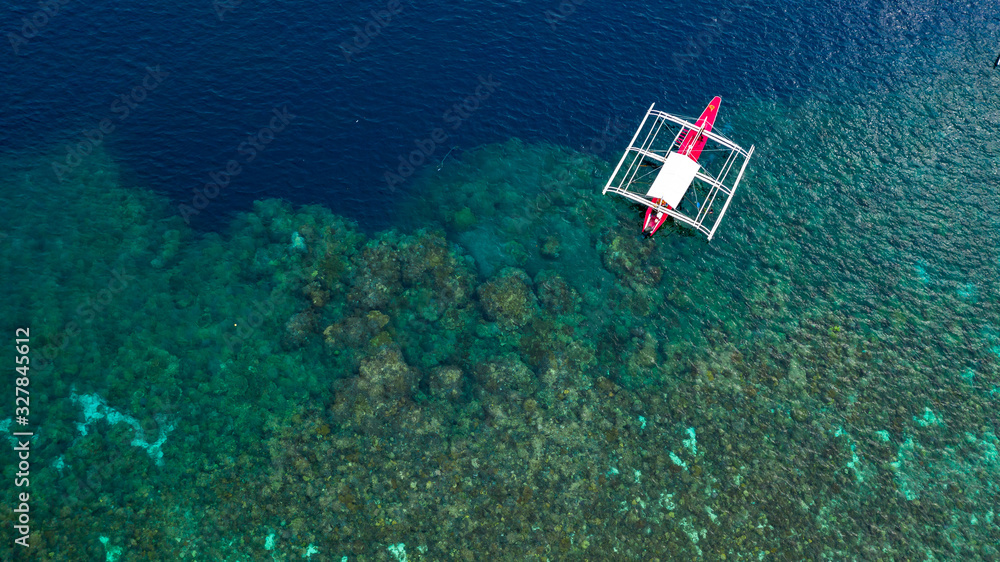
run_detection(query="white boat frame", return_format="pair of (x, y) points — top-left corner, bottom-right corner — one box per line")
(602, 103), (755, 241)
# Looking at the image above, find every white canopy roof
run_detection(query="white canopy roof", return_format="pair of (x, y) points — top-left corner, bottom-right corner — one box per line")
(645, 151), (700, 209)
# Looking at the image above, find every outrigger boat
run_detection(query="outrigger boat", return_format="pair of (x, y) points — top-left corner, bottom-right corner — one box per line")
(602, 98), (754, 240)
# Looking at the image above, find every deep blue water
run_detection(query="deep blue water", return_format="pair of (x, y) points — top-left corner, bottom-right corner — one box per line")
(4, 0), (971, 232)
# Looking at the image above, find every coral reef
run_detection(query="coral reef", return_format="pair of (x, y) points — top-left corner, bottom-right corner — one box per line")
(477, 267), (538, 329)
(534, 269), (579, 314)
(347, 236), (403, 311)
(357, 345), (418, 403)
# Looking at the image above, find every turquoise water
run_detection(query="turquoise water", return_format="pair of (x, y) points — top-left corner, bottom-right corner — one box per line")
(4, 4), (1000, 562)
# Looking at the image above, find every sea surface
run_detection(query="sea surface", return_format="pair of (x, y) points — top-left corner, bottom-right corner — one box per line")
(2, 0), (1000, 559)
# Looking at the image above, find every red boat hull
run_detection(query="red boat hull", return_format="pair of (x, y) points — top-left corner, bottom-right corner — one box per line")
(643, 97), (721, 236)
(677, 96), (720, 162)
(643, 202), (668, 234)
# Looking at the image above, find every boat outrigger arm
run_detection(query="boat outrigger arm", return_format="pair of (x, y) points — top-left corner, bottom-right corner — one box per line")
(602, 102), (755, 241)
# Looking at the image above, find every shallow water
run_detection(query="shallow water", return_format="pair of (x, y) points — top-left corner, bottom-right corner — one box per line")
(3, 0), (1000, 560)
